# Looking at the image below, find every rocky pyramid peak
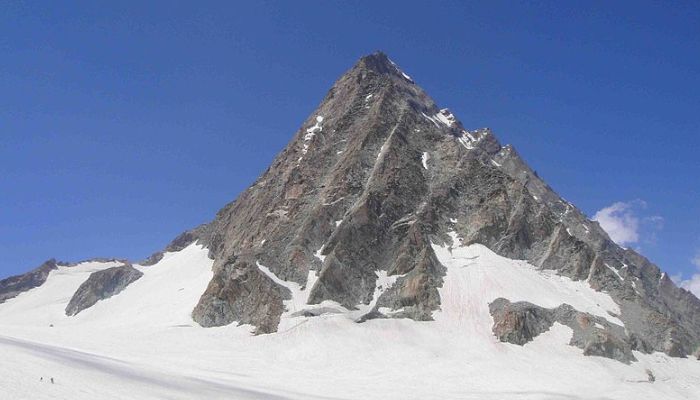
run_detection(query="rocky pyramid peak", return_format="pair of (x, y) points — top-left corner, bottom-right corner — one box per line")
(168, 52), (700, 361)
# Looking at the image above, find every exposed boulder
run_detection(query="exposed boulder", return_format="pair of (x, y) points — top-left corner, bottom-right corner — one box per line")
(65, 264), (143, 316)
(646, 369), (656, 383)
(489, 298), (556, 345)
(192, 257), (287, 334)
(489, 298), (635, 363)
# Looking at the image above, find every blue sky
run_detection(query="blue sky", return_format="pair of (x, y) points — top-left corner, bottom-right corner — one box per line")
(1, 1), (698, 287)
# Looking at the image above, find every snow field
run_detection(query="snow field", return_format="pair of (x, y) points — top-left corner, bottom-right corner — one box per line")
(1, 242), (699, 399)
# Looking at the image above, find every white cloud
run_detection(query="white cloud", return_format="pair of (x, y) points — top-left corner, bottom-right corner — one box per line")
(593, 201), (700, 299)
(593, 202), (641, 247)
(677, 251), (700, 299)
(671, 273), (684, 285)
(679, 273), (700, 298)
(592, 200), (664, 248)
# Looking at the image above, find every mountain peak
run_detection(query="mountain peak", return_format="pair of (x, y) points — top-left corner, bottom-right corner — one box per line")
(185, 52), (700, 362)
(355, 51), (414, 83)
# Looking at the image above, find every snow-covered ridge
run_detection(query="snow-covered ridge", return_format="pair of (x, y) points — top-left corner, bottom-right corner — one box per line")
(421, 109), (457, 128)
(0, 260), (121, 324)
(417, 107), (497, 154)
(435, 108), (456, 127)
(388, 58), (414, 83)
(457, 128), (490, 150)
(0, 243), (214, 330)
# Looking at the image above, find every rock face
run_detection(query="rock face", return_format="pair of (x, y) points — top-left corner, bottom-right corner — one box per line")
(489, 298), (635, 363)
(65, 265), (143, 316)
(191, 257), (287, 334)
(0, 259), (60, 303)
(181, 52), (700, 360)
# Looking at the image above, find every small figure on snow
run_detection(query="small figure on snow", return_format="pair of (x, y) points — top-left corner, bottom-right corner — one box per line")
(50, 377), (54, 384)
(40, 377), (43, 382)
(646, 369), (655, 383)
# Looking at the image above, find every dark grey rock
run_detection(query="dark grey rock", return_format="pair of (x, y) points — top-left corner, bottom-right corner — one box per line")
(580, 331), (633, 363)
(65, 265), (143, 316)
(489, 298), (556, 345)
(191, 257), (288, 334)
(0, 259), (60, 303)
(490, 298), (635, 363)
(646, 369), (656, 383)
(290, 307), (343, 318)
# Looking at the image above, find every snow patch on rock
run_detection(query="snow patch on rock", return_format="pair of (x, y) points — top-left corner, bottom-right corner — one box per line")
(256, 261), (318, 322)
(388, 58), (414, 83)
(298, 115), (324, 163)
(435, 109), (456, 127)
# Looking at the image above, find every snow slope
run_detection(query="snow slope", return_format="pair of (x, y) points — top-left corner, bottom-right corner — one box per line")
(433, 232), (623, 327)
(0, 259), (122, 328)
(1, 242), (699, 400)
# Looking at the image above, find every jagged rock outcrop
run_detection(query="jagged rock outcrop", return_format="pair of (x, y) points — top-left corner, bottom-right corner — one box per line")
(0, 259), (61, 303)
(192, 257), (287, 334)
(65, 264), (143, 316)
(141, 224), (210, 266)
(489, 298), (556, 346)
(489, 298), (635, 363)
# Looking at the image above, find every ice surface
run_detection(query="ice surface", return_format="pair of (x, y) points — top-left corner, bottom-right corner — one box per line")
(1, 243), (699, 399)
